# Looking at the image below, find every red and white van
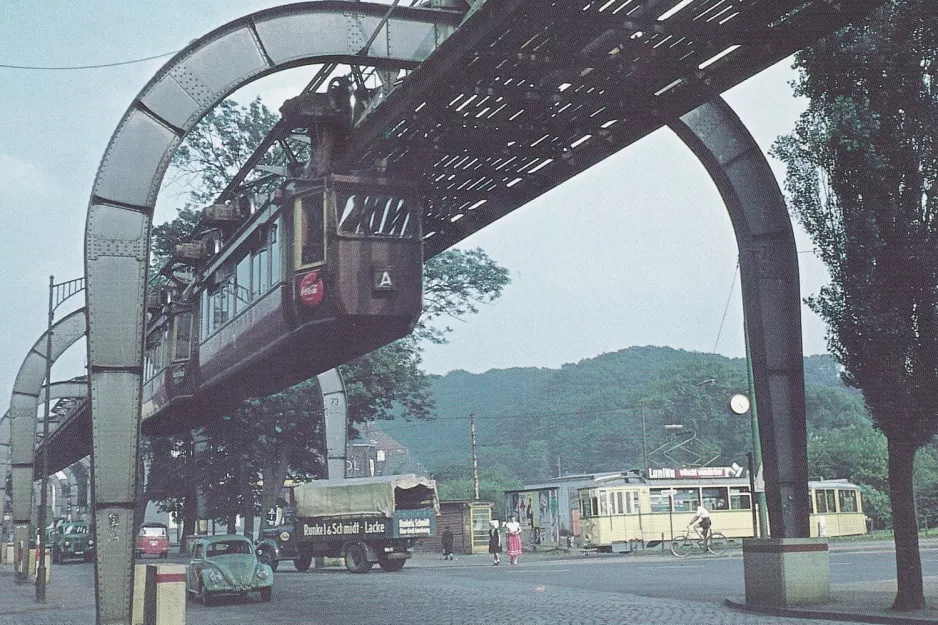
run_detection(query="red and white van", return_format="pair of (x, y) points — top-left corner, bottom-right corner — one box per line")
(135, 523), (170, 559)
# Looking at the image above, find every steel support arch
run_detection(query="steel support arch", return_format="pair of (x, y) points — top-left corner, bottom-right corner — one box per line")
(84, 4), (460, 623)
(7, 306), (87, 581)
(669, 97), (810, 538)
(1, 381), (88, 547)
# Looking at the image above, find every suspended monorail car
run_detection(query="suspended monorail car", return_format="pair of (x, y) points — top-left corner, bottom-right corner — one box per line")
(141, 174), (423, 434)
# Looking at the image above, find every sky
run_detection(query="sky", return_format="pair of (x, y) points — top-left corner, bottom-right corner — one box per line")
(0, 1), (831, 410)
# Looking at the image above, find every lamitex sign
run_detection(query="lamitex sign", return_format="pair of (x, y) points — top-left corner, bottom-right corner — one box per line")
(648, 465), (745, 479)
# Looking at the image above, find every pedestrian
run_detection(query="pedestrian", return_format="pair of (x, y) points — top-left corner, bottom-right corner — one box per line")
(488, 519), (502, 565)
(441, 526), (455, 561)
(505, 515), (522, 565)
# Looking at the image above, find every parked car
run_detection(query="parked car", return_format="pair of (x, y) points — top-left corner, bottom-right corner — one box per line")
(186, 535), (273, 605)
(48, 520), (94, 564)
(136, 523), (170, 559)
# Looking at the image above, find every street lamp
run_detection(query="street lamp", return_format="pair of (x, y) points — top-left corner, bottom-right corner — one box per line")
(36, 276), (84, 603)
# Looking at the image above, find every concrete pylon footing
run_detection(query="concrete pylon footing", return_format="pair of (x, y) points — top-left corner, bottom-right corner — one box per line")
(743, 538), (830, 608)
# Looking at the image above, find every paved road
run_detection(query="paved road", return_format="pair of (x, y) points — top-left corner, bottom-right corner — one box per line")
(6, 547), (922, 625)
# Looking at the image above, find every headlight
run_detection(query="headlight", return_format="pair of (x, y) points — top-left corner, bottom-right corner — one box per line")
(279, 531), (291, 542)
(208, 570), (223, 583)
(64, 541), (70, 547)
(255, 566), (269, 579)
(88, 540), (94, 547)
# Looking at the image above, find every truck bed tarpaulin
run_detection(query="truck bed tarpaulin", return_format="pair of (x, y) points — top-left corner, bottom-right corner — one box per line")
(293, 474), (438, 518)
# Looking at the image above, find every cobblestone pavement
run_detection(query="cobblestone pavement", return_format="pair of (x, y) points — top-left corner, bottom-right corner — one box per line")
(0, 554), (868, 625)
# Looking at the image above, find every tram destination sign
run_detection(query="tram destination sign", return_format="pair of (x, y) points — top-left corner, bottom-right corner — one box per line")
(648, 466), (744, 480)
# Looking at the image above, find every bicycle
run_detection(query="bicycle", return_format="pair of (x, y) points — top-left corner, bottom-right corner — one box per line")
(670, 525), (728, 557)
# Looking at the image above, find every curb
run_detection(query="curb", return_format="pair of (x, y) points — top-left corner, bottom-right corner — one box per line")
(724, 597), (938, 625)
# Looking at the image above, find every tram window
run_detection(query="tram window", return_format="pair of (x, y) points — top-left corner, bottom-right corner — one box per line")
(815, 489), (829, 514)
(599, 491), (608, 516)
(616, 492), (623, 515)
(172, 312), (192, 361)
(702, 487), (729, 511)
(730, 487), (751, 510)
(649, 490), (671, 513)
(296, 195), (326, 267)
(626, 491), (638, 514)
(838, 490), (858, 513)
(336, 192), (416, 238)
(235, 254), (251, 311)
(826, 489), (837, 512)
(673, 488), (699, 512)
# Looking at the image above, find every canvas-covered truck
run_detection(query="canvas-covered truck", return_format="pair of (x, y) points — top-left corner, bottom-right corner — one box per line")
(255, 474), (438, 573)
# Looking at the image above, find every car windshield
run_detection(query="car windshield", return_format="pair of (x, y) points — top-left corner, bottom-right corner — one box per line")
(140, 527), (167, 538)
(65, 525), (88, 535)
(207, 541), (252, 557)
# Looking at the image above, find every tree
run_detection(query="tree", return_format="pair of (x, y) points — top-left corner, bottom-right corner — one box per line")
(772, 1), (938, 609)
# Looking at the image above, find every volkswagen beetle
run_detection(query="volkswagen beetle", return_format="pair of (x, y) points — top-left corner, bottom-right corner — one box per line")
(186, 535), (273, 605)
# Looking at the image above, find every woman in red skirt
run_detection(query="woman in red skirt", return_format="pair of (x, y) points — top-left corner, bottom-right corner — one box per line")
(505, 515), (522, 565)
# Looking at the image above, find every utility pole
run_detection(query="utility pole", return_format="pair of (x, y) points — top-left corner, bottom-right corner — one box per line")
(744, 319), (770, 538)
(469, 413), (480, 500)
(641, 402), (649, 477)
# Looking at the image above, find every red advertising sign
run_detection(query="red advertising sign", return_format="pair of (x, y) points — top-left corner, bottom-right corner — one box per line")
(298, 271), (324, 307)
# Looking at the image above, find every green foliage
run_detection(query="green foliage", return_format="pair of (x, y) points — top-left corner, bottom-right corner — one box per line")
(772, 1), (938, 447)
(398, 349), (849, 481)
(434, 463), (523, 510)
(417, 248), (511, 344)
(170, 98), (279, 204)
(772, 3), (938, 606)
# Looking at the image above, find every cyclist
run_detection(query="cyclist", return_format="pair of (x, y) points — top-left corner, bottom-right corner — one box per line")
(687, 504), (712, 545)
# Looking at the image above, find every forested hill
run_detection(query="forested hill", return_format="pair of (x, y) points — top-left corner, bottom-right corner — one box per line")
(388, 347), (864, 485)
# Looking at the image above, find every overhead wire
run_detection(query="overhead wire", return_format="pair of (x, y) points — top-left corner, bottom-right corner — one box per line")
(0, 51), (178, 71)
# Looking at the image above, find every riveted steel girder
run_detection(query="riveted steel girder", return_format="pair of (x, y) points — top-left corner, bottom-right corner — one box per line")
(319, 368), (348, 479)
(669, 97), (809, 538)
(84, 4), (460, 622)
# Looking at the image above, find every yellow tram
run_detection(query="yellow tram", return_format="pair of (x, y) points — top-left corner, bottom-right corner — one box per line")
(578, 472), (866, 550)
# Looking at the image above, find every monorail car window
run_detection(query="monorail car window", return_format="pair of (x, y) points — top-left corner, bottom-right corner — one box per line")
(235, 253), (251, 311)
(269, 221), (281, 285)
(336, 192), (416, 239)
(295, 195), (326, 269)
(172, 312), (192, 361)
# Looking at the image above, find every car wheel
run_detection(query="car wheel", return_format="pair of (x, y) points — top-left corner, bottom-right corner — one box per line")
(256, 547), (278, 572)
(160, 551), (168, 559)
(260, 586), (272, 602)
(293, 554), (312, 572)
(52, 549), (60, 565)
(377, 555), (406, 572)
(201, 584), (216, 607)
(344, 542), (372, 574)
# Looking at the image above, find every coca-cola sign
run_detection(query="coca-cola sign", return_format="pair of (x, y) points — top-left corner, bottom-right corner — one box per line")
(298, 271), (324, 307)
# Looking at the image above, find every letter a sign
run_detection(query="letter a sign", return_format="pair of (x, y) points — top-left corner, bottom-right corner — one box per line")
(374, 269), (394, 291)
